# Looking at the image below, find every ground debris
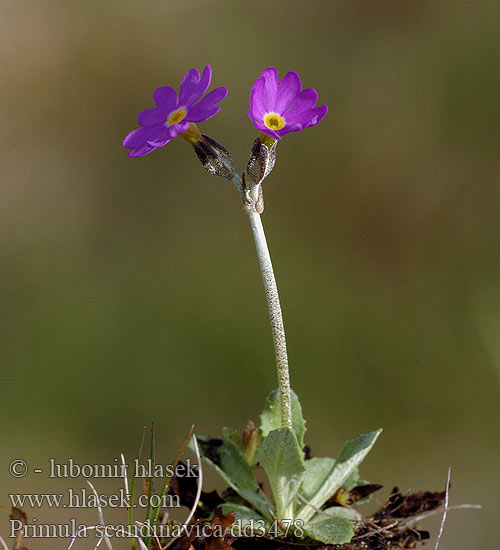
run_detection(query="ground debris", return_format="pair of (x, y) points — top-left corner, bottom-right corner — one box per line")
(169, 508), (237, 550)
(372, 487), (446, 521)
(348, 484), (384, 505)
(204, 508), (237, 550)
(169, 465), (444, 550)
(169, 461), (224, 516)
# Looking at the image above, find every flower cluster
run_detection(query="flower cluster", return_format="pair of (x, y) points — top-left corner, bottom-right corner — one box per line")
(124, 66), (327, 158)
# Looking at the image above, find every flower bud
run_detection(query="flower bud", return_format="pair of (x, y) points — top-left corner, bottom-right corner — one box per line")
(245, 133), (277, 186)
(193, 134), (237, 181)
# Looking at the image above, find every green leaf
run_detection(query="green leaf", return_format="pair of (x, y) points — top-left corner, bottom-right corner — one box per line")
(308, 506), (358, 522)
(222, 427), (242, 450)
(296, 429), (382, 523)
(260, 389), (306, 450)
(304, 516), (354, 544)
(300, 457), (335, 501)
(217, 503), (268, 534)
(195, 435), (272, 520)
(256, 428), (305, 520)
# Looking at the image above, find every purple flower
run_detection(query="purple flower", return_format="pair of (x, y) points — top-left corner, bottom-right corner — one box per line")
(124, 65), (228, 158)
(248, 67), (328, 140)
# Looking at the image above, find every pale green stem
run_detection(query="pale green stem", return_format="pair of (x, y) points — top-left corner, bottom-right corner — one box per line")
(247, 208), (292, 430)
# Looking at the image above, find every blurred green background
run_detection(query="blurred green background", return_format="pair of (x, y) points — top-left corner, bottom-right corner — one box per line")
(1, 0), (499, 548)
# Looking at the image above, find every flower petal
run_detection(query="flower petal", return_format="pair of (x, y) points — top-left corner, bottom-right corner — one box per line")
(249, 76), (266, 119)
(145, 126), (171, 147)
(247, 108), (262, 123)
(195, 65), (213, 102)
(257, 67), (279, 111)
(179, 65), (214, 107)
(127, 145), (157, 158)
(283, 88), (318, 118)
(186, 104), (221, 123)
(186, 87), (228, 122)
(275, 71), (301, 113)
(153, 86), (178, 111)
(123, 126), (164, 149)
(285, 104), (328, 127)
(179, 67), (200, 104)
(272, 105), (328, 139)
(138, 108), (167, 126)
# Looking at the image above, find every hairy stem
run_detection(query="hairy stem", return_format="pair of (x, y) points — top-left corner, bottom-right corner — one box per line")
(229, 172), (292, 430)
(247, 209), (292, 430)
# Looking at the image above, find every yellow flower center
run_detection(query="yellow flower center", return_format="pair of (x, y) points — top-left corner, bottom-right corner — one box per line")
(263, 112), (285, 130)
(167, 108), (187, 126)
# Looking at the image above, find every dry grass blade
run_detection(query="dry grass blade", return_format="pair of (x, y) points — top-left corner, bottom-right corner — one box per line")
(68, 525), (98, 550)
(401, 502), (481, 528)
(162, 433), (203, 550)
(434, 468), (451, 550)
(134, 536), (150, 550)
(182, 432), (203, 528)
(68, 525), (149, 550)
(86, 480), (113, 550)
(121, 453), (130, 506)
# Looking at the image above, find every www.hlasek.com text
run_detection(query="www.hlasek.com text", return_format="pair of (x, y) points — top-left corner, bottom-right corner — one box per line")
(9, 489), (180, 509)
